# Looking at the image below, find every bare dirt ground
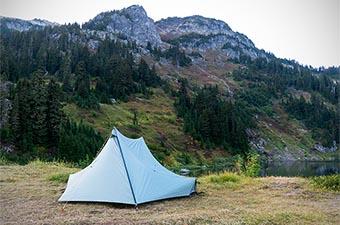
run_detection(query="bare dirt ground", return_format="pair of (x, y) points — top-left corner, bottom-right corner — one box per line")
(0, 161), (339, 225)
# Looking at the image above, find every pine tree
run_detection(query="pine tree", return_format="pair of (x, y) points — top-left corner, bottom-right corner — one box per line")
(46, 78), (63, 149)
(10, 79), (34, 153)
(36, 43), (47, 70)
(62, 72), (73, 94)
(59, 53), (71, 80)
(74, 61), (90, 99)
(132, 109), (139, 126)
(110, 57), (134, 100)
(31, 69), (48, 145)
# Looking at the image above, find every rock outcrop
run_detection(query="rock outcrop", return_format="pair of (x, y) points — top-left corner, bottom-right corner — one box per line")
(156, 16), (267, 59)
(83, 5), (162, 46)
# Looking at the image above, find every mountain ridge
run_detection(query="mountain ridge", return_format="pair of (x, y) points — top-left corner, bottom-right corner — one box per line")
(0, 4), (338, 162)
(0, 5), (268, 61)
(0, 16), (58, 31)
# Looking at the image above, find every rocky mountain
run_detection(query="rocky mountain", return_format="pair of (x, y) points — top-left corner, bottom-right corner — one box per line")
(156, 16), (234, 38)
(1, 5), (338, 161)
(156, 16), (267, 59)
(0, 16), (58, 31)
(0, 5), (267, 60)
(83, 5), (162, 47)
(81, 5), (267, 59)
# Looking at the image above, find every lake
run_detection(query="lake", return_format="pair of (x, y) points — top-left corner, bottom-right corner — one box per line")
(260, 160), (340, 177)
(178, 160), (340, 177)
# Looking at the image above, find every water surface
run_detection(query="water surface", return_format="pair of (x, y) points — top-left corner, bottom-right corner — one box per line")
(177, 160), (340, 177)
(260, 160), (340, 177)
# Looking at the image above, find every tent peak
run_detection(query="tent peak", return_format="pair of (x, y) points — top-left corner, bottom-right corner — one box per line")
(111, 127), (144, 141)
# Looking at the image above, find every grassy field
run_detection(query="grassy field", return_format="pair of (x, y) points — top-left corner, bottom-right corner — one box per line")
(1, 161), (339, 225)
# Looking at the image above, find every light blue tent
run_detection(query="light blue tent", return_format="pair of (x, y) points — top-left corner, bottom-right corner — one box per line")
(59, 128), (196, 205)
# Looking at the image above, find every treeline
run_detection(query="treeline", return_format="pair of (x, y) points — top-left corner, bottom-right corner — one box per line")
(0, 25), (162, 107)
(0, 24), (165, 163)
(232, 57), (339, 104)
(283, 95), (339, 146)
(175, 80), (252, 155)
(1, 71), (104, 163)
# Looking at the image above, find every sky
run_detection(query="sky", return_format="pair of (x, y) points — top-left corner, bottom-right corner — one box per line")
(1, 0), (339, 67)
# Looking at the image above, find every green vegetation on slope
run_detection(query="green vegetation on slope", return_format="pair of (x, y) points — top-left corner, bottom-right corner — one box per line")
(64, 88), (211, 167)
(175, 80), (251, 155)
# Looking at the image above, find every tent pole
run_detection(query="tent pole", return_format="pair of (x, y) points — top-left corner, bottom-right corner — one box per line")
(115, 132), (138, 206)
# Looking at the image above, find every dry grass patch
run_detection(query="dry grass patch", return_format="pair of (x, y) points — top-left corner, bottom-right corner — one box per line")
(1, 162), (339, 225)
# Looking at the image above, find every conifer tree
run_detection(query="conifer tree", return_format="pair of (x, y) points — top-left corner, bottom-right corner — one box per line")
(10, 79), (34, 153)
(74, 61), (90, 99)
(46, 78), (63, 148)
(60, 53), (71, 80)
(31, 69), (48, 145)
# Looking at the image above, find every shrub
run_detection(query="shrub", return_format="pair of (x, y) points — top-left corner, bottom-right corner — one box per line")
(209, 172), (241, 184)
(310, 175), (340, 192)
(77, 154), (93, 168)
(48, 173), (70, 184)
(235, 152), (261, 177)
(0, 152), (12, 165)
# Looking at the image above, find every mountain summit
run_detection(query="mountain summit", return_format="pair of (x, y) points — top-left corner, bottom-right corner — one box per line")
(1, 5), (266, 59)
(83, 5), (162, 46)
(156, 15), (234, 38)
(156, 15), (265, 59)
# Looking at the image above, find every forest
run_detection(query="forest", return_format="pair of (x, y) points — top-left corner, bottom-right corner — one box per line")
(0, 25), (160, 163)
(0, 24), (339, 166)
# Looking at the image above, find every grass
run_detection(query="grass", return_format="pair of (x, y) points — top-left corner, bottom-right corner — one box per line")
(310, 175), (340, 192)
(1, 161), (339, 225)
(0, 154), (13, 166)
(63, 88), (218, 167)
(200, 172), (252, 190)
(256, 103), (335, 160)
(48, 173), (71, 184)
(209, 172), (241, 184)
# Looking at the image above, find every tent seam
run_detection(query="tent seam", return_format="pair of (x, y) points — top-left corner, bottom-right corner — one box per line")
(114, 129), (138, 206)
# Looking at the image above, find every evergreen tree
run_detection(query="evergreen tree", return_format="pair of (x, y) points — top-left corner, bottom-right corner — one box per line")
(46, 78), (63, 149)
(109, 56), (135, 100)
(175, 84), (251, 154)
(132, 109), (139, 126)
(74, 61), (99, 109)
(62, 72), (73, 94)
(74, 61), (90, 99)
(58, 119), (103, 163)
(59, 53), (71, 80)
(10, 79), (34, 153)
(31, 69), (48, 145)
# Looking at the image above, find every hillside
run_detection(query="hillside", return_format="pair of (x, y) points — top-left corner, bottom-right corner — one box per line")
(63, 88), (224, 167)
(0, 4), (339, 165)
(62, 88), (333, 165)
(1, 161), (339, 224)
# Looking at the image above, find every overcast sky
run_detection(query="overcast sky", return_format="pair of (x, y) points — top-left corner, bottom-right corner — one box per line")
(1, 0), (339, 67)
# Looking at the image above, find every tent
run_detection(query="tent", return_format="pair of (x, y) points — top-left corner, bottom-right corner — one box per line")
(58, 128), (196, 205)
